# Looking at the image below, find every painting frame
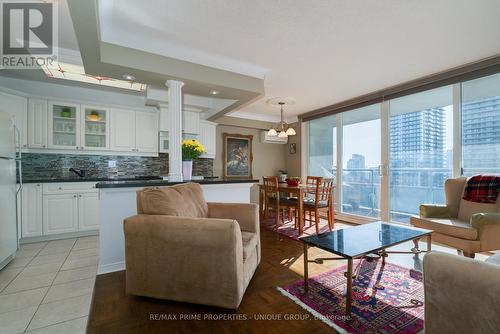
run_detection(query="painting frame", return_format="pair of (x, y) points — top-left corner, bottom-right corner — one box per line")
(222, 133), (253, 179)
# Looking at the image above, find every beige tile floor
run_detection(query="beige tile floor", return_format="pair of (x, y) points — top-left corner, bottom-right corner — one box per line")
(0, 236), (99, 334)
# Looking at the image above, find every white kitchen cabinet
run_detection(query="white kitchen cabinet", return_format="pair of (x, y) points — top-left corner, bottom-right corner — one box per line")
(78, 193), (100, 231)
(21, 183), (43, 238)
(48, 101), (82, 150)
(183, 110), (200, 135)
(28, 98), (48, 149)
(199, 120), (217, 158)
(43, 193), (79, 235)
(81, 105), (110, 151)
(135, 111), (158, 153)
(110, 108), (136, 152)
(0, 91), (28, 149)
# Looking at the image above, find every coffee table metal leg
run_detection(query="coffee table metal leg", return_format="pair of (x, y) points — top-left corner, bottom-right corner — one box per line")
(303, 242), (309, 293)
(346, 258), (353, 315)
(427, 234), (432, 252)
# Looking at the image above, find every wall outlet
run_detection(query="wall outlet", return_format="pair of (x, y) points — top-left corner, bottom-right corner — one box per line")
(108, 160), (117, 168)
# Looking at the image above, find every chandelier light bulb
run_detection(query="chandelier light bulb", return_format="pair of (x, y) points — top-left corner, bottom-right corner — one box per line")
(268, 128), (278, 136)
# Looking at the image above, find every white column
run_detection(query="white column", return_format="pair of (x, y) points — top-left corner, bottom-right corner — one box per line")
(166, 80), (184, 181)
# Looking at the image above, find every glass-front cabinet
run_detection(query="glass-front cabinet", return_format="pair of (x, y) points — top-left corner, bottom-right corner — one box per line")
(81, 105), (109, 150)
(48, 101), (81, 150)
(48, 101), (110, 151)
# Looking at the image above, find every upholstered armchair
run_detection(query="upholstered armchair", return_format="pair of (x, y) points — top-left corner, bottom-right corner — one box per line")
(411, 177), (500, 258)
(423, 252), (500, 334)
(123, 182), (260, 309)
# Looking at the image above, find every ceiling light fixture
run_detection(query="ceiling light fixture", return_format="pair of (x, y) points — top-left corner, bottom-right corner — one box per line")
(122, 74), (136, 81)
(267, 101), (296, 137)
(210, 90), (219, 95)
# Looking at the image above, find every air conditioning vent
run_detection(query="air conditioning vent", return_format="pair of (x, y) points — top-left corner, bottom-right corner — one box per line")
(260, 131), (288, 144)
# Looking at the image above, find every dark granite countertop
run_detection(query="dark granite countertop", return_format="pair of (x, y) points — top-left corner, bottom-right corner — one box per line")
(21, 176), (165, 184)
(95, 178), (259, 189)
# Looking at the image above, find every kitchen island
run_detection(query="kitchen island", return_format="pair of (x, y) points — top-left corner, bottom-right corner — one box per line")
(96, 179), (259, 274)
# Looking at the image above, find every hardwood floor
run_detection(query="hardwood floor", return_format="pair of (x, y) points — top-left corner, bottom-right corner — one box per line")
(87, 222), (489, 334)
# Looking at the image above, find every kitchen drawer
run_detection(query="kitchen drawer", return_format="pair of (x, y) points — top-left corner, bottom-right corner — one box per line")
(43, 182), (98, 194)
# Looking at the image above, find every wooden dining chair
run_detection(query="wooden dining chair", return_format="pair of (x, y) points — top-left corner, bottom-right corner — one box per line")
(303, 177), (334, 234)
(262, 176), (280, 223)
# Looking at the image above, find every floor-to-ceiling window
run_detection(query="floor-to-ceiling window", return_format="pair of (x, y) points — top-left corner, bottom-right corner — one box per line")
(389, 86), (453, 223)
(306, 72), (500, 225)
(341, 104), (381, 218)
(461, 73), (500, 176)
(308, 114), (337, 204)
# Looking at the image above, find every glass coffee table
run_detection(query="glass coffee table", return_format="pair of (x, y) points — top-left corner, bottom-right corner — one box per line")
(300, 221), (432, 315)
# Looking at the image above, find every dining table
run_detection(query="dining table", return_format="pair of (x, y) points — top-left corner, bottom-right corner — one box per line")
(258, 182), (307, 235)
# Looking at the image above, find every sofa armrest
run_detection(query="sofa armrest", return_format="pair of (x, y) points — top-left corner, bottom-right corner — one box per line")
(471, 212), (500, 231)
(419, 204), (452, 218)
(423, 252), (500, 333)
(207, 202), (259, 233)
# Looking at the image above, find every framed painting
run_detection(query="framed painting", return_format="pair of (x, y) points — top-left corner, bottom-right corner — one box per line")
(223, 133), (253, 179)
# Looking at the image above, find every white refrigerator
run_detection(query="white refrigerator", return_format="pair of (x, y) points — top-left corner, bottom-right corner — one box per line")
(0, 111), (18, 269)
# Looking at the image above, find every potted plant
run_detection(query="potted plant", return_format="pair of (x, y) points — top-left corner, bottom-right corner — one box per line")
(278, 170), (288, 183)
(182, 139), (205, 181)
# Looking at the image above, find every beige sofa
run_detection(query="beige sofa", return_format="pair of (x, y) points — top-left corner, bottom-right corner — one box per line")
(423, 252), (500, 334)
(123, 182), (260, 309)
(411, 177), (500, 258)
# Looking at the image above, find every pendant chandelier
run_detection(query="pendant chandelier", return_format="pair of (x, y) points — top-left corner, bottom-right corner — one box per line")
(268, 101), (296, 137)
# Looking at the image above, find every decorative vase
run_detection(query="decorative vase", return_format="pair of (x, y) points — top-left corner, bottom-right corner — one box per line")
(182, 160), (193, 181)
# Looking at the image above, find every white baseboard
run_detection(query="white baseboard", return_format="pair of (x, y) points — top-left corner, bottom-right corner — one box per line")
(98, 261), (125, 275)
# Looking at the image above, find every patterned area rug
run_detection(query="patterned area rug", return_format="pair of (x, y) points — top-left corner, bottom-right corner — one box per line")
(278, 259), (424, 334)
(261, 217), (348, 240)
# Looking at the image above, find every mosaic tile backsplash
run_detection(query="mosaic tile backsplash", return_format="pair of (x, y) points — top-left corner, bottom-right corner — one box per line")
(21, 153), (214, 180)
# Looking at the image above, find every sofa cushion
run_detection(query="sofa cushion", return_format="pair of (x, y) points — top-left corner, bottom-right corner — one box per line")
(139, 183), (208, 218)
(241, 231), (258, 261)
(412, 217), (478, 240)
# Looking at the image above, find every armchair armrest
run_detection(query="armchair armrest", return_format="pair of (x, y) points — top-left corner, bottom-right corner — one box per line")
(471, 212), (500, 232)
(207, 202), (259, 233)
(419, 204), (452, 218)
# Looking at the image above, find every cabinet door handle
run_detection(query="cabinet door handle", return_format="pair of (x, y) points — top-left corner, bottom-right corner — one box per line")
(58, 187), (62, 190)
(73, 195), (77, 198)
(78, 195), (82, 198)
(42, 145), (46, 148)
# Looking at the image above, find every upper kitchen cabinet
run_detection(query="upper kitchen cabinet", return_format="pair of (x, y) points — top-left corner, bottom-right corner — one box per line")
(135, 111), (158, 153)
(183, 110), (200, 135)
(0, 91), (28, 149)
(28, 98), (48, 149)
(48, 101), (81, 150)
(110, 108), (136, 152)
(110, 108), (158, 153)
(199, 120), (217, 159)
(81, 105), (110, 150)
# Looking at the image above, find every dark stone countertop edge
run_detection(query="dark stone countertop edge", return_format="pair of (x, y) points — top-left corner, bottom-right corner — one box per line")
(95, 179), (259, 189)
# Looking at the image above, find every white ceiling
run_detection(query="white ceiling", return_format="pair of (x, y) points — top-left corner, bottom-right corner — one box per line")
(85, 1), (500, 121)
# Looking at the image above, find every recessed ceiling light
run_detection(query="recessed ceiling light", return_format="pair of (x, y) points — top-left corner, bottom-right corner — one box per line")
(210, 90), (219, 95)
(122, 74), (136, 81)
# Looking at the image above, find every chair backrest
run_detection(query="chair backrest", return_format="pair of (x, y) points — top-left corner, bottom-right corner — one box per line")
(262, 176), (279, 199)
(319, 178), (334, 203)
(136, 182), (208, 218)
(305, 176), (323, 202)
(444, 177), (500, 221)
